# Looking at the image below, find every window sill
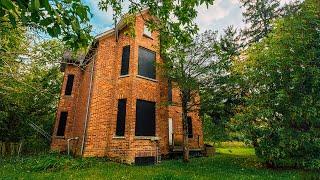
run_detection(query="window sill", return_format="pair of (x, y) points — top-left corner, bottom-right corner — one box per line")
(64, 95), (73, 98)
(135, 136), (159, 141)
(136, 75), (157, 82)
(113, 136), (125, 139)
(119, 74), (130, 78)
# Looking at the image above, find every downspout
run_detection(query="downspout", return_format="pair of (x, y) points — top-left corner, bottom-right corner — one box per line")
(80, 53), (96, 155)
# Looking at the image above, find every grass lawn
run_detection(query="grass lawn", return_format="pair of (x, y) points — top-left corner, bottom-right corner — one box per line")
(0, 147), (318, 180)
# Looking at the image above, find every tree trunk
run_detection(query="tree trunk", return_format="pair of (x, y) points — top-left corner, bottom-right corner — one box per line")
(182, 91), (190, 162)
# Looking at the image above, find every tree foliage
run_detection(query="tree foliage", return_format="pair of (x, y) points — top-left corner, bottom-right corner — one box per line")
(240, 0), (281, 44)
(234, 0), (320, 169)
(0, 0), (92, 49)
(201, 26), (243, 143)
(0, 24), (64, 153)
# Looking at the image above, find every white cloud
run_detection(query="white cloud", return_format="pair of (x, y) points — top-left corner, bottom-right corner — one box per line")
(195, 0), (302, 33)
(195, 0), (232, 31)
(229, 0), (240, 5)
(195, 0), (244, 32)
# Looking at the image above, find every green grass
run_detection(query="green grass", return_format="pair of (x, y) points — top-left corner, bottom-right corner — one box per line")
(0, 148), (318, 180)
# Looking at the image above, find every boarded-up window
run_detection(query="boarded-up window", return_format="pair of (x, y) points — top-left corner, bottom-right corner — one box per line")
(120, 46), (130, 75)
(116, 99), (127, 136)
(187, 116), (193, 138)
(65, 74), (74, 95)
(57, 112), (68, 136)
(135, 100), (156, 136)
(168, 80), (172, 102)
(138, 47), (156, 79)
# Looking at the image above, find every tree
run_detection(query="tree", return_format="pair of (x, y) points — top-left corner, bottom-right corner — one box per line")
(234, 0), (320, 169)
(0, 0), (92, 49)
(163, 31), (217, 161)
(201, 26), (243, 143)
(240, 0), (281, 44)
(280, 0), (302, 17)
(219, 26), (242, 57)
(0, 25), (64, 153)
(98, 0), (215, 162)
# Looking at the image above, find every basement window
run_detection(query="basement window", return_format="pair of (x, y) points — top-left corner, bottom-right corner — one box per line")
(65, 74), (74, 95)
(187, 116), (193, 138)
(135, 99), (156, 136)
(135, 156), (155, 165)
(116, 99), (127, 136)
(138, 47), (156, 80)
(57, 112), (68, 136)
(120, 45), (130, 76)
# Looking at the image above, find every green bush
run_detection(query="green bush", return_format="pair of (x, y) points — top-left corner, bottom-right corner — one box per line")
(234, 0), (320, 169)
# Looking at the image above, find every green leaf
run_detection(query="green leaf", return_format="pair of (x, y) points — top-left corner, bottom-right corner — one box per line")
(0, 9), (5, 17)
(40, 18), (53, 26)
(41, 0), (50, 10)
(31, 0), (40, 10)
(8, 13), (17, 27)
(47, 27), (55, 37)
(0, 0), (15, 10)
(75, 6), (88, 20)
(71, 20), (80, 32)
(30, 11), (40, 23)
(16, 0), (29, 9)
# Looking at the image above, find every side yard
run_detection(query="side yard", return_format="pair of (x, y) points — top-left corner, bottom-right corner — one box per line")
(0, 147), (318, 179)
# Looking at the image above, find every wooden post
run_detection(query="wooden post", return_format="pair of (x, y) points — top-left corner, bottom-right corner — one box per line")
(18, 142), (22, 156)
(0, 142), (3, 156)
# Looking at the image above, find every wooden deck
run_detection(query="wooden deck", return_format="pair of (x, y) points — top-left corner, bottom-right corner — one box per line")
(171, 146), (203, 152)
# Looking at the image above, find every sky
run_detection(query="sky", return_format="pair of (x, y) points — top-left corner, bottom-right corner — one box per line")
(82, 0), (298, 36)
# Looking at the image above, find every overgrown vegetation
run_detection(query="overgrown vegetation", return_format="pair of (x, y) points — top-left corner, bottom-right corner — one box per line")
(233, 0), (320, 169)
(0, 23), (64, 154)
(1, 147), (319, 179)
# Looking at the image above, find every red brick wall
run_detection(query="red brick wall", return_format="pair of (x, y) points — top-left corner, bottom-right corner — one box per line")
(51, 11), (203, 163)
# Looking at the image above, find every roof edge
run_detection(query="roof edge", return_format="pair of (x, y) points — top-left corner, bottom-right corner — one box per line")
(94, 8), (150, 40)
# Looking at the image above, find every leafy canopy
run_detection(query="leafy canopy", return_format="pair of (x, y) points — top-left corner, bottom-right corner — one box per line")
(234, 0), (320, 169)
(0, 0), (92, 49)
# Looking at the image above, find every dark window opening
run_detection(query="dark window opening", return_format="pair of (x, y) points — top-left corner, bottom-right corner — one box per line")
(116, 99), (127, 136)
(135, 156), (155, 165)
(65, 74), (74, 95)
(187, 116), (193, 138)
(135, 99), (156, 136)
(168, 80), (172, 102)
(57, 112), (68, 136)
(138, 47), (156, 79)
(121, 45), (130, 75)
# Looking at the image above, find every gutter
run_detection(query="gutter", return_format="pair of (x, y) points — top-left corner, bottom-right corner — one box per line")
(80, 52), (96, 155)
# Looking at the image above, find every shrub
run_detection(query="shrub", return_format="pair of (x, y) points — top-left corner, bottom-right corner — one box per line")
(234, 0), (320, 169)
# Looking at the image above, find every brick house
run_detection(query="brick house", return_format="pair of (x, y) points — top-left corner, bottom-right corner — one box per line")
(51, 10), (204, 164)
